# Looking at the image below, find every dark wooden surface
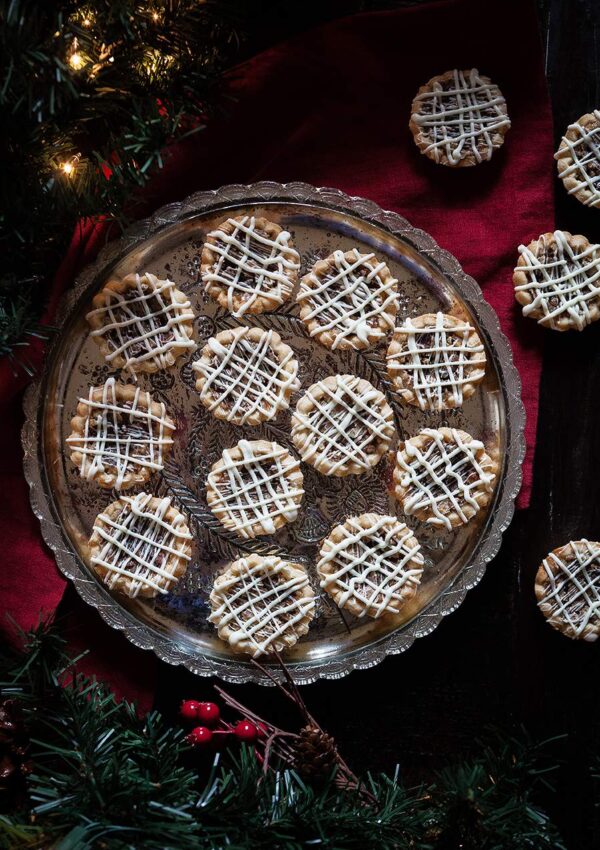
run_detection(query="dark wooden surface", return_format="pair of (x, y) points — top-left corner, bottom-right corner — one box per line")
(151, 3), (600, 847)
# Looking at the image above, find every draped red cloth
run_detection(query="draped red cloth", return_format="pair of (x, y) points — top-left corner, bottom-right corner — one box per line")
(0, 0), (553, 704)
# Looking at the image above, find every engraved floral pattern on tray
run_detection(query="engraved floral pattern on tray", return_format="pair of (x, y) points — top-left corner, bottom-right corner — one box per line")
(22, 182), (525, 685)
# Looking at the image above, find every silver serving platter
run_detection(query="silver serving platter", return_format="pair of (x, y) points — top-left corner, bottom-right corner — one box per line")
(22, 182), (525, 685)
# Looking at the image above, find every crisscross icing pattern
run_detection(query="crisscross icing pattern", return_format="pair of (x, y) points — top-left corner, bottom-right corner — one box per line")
(87, 273), (195, 372)
(397, 428), (495, 529)
(515, 231), (600, 329)
(412, 68), (510, 165)
(318, 515), (424, 618)
(207, 440), (304, 538)
(91, 494), (192, 598)
(292, 375), (393, 475)
(202, 216), (300, 316)
(67, 378), (174, 488)
(388, 312), (484, 409)
(209, 556), (314, 657)
(298, 249), (397, 349)
(557, 111), (600, 207)
(539, 540), (600, 639)
(195, 328), (298, 423)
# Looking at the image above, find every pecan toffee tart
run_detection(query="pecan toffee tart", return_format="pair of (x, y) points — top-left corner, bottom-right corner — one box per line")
(66, 378), (175, 490)
(409, 68), (510, 167)
(555, 110), (600, 208)
(317, 513), (424, 619)
(193, 326), (300, 425)
(87, 493), (193, 599)
(208, 554), (315, 658)
(393, 427), (498, 529)
(206, 439), (304, 539)
(86, 272), (196, 374)
(386, 311), (486, 411)
(535, 539), (600, 641)
(291, 374), (394, 477)
(296, 248), (398, 351)
(513, 230), (600, 331)
(201, 215), (300, 316)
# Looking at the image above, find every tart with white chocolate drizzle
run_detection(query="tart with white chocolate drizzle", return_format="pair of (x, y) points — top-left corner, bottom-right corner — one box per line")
(193, 326), (300, 425)
(393, 427), (497, 529)
(67, 378), (175, 489)
(291, 374), (394, 477)
(87, 493), (193, 599)
(297, 248), (398, 351)
(317, 513), (425, 619)
(206, 439), (304, 539)
(201, 215), (300, 316)
(386, 311), (486, 411)
(409, 68), (510, 167)
(535, 539), (600, 641)
(209, 554), (315, 658)
(555, 111), (600, 208)
(513, 230), (600, 331)
(86, 272), (196, 374)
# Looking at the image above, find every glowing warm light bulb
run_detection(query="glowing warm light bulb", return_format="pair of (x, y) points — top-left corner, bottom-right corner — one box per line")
(69, 52), (84, 70)
(82, 17), (91, 27)
(59, 154), (80, 177)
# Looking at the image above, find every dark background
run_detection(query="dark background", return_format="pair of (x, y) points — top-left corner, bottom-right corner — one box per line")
(125, 2), (600, 847)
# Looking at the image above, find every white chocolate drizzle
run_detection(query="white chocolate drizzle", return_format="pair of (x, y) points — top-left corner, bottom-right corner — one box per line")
(412, 68), (510, 165)
(67, 378), (174, 488)
(209, 556), (314, 657)
(292, 375), (394, 474)
(298, 249), (397, 349)
(397, 428), (495, 529)
(515, 231), (600, 329)
(207, 440), (304, 538)
(91, 493), (192, 598)
(388, 312), (484, 409)
(87, 273), (195, 373)
(194, 328), (299, 423)
(539, 540), (600, 640)
(202, 216), (300, 316)
(557, 111), (600, 207)
(318, 515), (424, 617)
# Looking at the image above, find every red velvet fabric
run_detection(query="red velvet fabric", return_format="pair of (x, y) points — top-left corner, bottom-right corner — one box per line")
(0, 0), (552, 703)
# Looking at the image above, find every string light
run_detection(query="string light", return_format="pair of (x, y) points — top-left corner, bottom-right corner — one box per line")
(69, 51), (84, 70)
(68, 38), (88, 71)
(59, 154), (81, 178)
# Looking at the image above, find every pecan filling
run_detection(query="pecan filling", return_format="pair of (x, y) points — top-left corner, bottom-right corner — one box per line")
(105, 284), (174, 357)
(209, 342), (279, 412)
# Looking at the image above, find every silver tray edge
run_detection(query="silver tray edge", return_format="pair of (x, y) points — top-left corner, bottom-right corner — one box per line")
(21, 181), (526, 685)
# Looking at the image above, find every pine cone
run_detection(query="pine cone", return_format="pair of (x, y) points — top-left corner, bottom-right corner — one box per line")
(294, 724), (338, 781)
(0, 699), (32, 801)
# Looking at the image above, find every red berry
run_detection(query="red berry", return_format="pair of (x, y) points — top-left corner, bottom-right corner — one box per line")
(187, 726), (213, 746)
(196, 701), (220, 726)
(180, 700), (201, 721)
(234, 719), (258, 743)
(256, 722), (269, 739)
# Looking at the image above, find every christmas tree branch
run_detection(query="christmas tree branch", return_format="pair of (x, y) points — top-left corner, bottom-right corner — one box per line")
(0, 619), (569, 849)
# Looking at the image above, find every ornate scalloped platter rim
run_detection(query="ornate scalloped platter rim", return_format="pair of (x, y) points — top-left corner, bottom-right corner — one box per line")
(22, 182), (525, 685)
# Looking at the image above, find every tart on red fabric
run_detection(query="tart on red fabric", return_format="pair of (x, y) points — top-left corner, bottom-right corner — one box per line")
(410, 68), (510, 167)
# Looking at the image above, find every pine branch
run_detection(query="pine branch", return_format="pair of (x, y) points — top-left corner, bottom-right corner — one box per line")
(0, 0), (248, 368)
(0, 619), (569, 850)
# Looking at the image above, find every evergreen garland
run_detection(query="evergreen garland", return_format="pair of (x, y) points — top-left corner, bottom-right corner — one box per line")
(0, 0), (247, 370)
(0, 620), (568, 849)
